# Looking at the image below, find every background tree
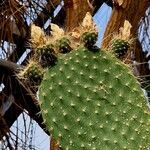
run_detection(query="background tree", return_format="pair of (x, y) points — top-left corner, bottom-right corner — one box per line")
(0, 0), (149, 149)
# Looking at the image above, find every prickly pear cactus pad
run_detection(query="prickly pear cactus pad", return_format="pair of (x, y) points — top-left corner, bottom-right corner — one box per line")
(39, 47), (150, 149)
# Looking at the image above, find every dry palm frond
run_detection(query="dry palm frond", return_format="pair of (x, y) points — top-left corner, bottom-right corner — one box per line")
(0, 0), (58, 59)
(0, 0), (26, 58)
(0, 0), (26, 36)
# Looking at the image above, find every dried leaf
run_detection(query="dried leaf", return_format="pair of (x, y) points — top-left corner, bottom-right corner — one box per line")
(81, 12), (97, 32)
(51, 23), (64, 38)
(82, 12), (93, 28)
(119, 20), (132, 40)
(71, 28), (81, 39)
(31, 24), (46, 48)
(116, 0), (123, 6)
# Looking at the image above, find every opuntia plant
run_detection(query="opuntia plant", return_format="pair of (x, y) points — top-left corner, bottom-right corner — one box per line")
(38, 45), (150, 149)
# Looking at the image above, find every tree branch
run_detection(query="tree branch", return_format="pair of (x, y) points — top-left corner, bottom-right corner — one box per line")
(0, 59), (21, 72)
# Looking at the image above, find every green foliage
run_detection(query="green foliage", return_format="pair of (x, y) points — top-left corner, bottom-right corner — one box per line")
(112, 39), (129, 58)
(39, 47), (150, 149)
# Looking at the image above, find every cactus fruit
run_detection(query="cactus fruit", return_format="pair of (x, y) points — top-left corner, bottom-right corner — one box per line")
(111, 39), (129, 58)
(82, 32), (98, 48)
(37, 44), (57, 67)
(39, 47), (150, 149)
(22, 62), (44, 85)
(56, 37), (72, 54)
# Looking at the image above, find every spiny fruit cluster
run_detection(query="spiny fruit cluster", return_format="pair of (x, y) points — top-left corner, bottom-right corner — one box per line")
(56, 37), (72, 54)
(37, 44), (57, 68)
(82, 32), (98, 48)
(23, 62), (44, 85)
(111, 39), (129, 58)
(18, 30), (98, 86)
(39, 43), (150, 149)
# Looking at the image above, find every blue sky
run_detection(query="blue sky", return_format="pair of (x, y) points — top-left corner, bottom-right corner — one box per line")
(94, 4), (112, 46)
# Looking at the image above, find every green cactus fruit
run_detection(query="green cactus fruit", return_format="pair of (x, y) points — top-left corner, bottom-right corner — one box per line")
(112, 39), (129, 58)
(82, 32), (98, 48)
(37, 44), (57, 67)
(39, 47), (150, 149)
(24, 63), (43, 85)
(56, 37), (72, 54)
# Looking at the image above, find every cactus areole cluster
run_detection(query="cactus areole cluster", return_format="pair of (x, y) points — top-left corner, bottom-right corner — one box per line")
(39, 44), (150, 149)
(112, 39), (130, 58)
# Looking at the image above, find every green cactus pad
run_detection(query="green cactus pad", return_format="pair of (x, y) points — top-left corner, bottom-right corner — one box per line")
(39, 47), (150, 149)
(112, 39), (129, 58)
